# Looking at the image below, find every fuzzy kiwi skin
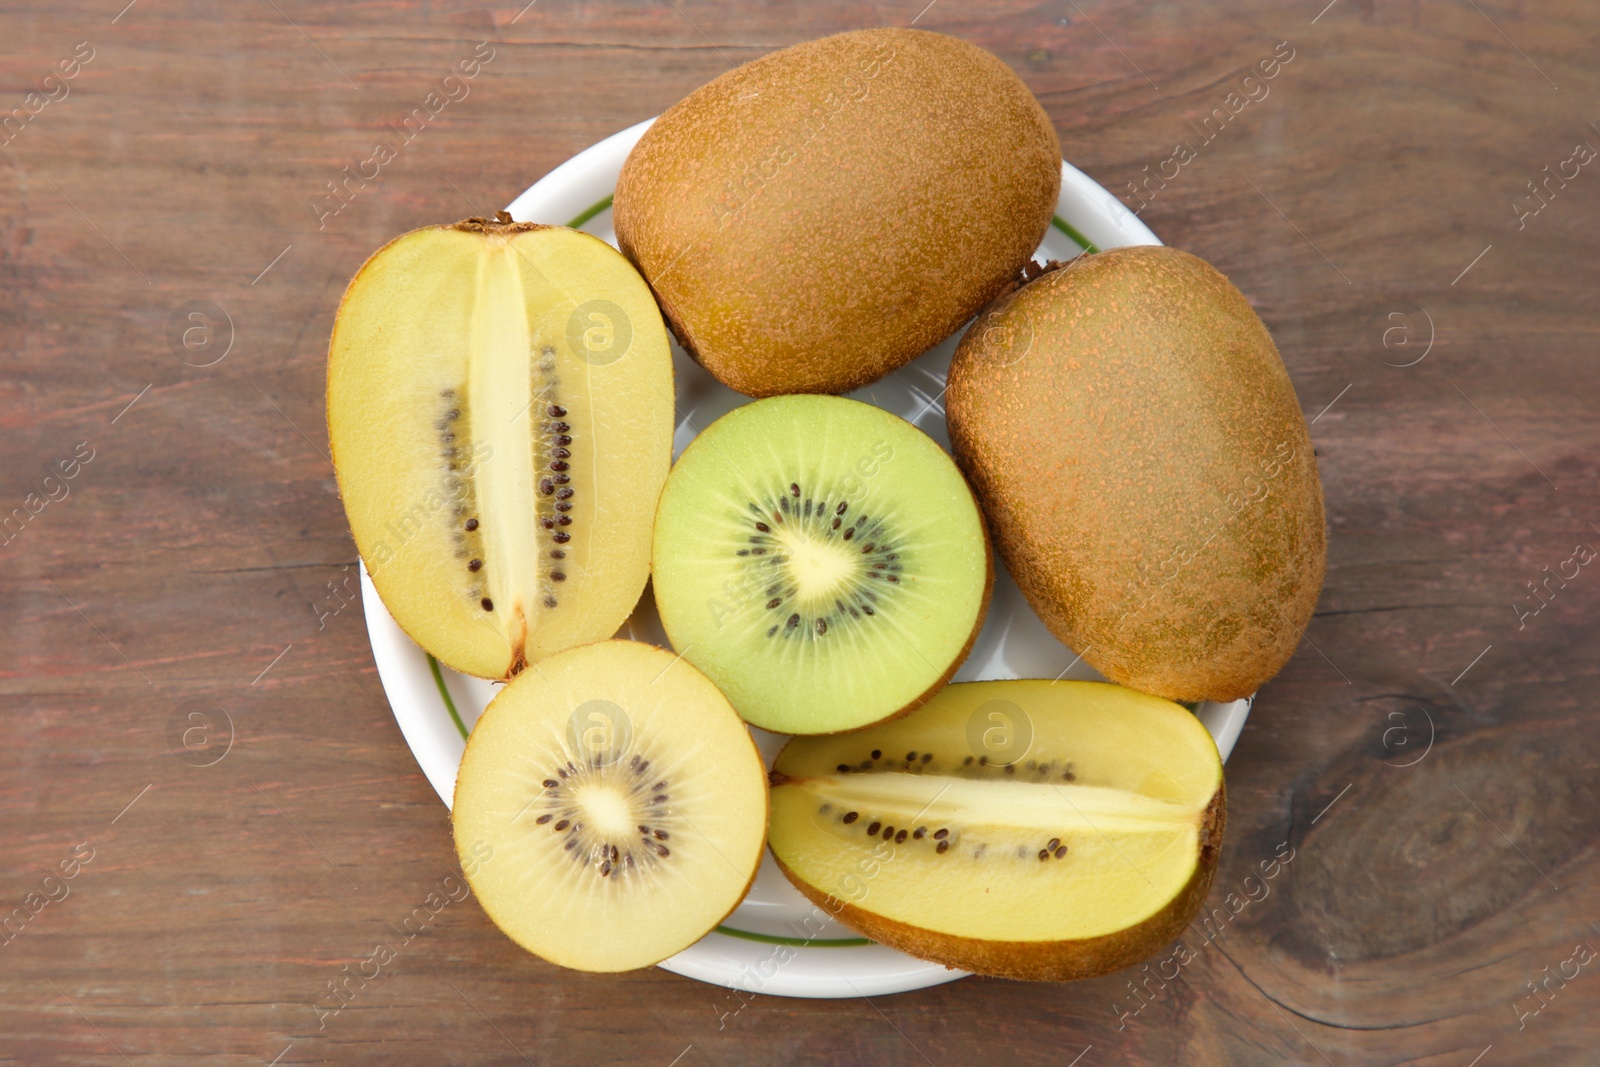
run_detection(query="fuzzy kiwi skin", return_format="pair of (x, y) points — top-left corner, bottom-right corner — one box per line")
(946, 246), (1327, 703)
(774, 784), (1225, 981)
(613, 28), (1060, 398)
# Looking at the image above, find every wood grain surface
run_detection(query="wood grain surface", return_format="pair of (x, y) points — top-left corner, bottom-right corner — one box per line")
(3, 1), (1598, 1063)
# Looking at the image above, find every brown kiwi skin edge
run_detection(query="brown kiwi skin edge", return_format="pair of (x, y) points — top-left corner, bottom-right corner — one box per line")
(771, 782), (1225, 982)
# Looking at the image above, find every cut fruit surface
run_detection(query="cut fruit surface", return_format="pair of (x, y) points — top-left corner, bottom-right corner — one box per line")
(328, 216), (673, 680)
(452, 640), (768, 973)
(651, 395), (992, 734)
(768, 680), (1225, 981)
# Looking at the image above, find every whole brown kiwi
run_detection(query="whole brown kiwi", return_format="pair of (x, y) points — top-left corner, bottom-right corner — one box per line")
(946, 245), (1327, 702)
(613, 27), (1060, 397)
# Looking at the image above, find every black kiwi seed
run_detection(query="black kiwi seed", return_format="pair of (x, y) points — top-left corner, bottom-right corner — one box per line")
(787, 613), (800, 629)
(557, 516), (571, 526)
(554, 474), (570, 485)
(551, 572), (566, 582)
(843, 528), (855, 541)
(936, 841), (950, 854)
(551, 461), (569, 472)
(542, 779), (560, 788)
(913, 828), (926, 839)
(815, 619), (827, 635)
(464, 518), (479, 531)
(552, 422), (570, 433)
(554, 819), (570, 831)
(843, 811), (858, 823)
(553, 531), (571, 544)
(481, 598), (494, 611)
(768, 598), (783, 610)
(540, 518), (555, 529)
(836, 502), (848, 515)
(906, 751), (917, 761)
(755, 522), (770, 533)
(895, 829), (908, 843)
(539, 478), (555, 495)
(556, 488), (574, 500)
(468, 559), (483, 571)
(556, 435), (572, 446)
(1038, 849), (1050, 862)
(544, 595), (557, 608)
(556, 501), (572, 512)
(789, 483), (800, 497)
(837, 763), (850, 772)
(933, 828), (948, 839)
(535, 814), (553, 824)
(871, 750), (881, 760)
(866, 821), (881, 835)
(548, 405), (567, 417)
(882, 825), (894, 840)
(1048, 838), (1060, 850)
(1054, 846), (1068, 859)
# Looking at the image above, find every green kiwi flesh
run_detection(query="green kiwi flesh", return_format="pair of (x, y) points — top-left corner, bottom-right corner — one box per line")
(651, 396), (991, 735)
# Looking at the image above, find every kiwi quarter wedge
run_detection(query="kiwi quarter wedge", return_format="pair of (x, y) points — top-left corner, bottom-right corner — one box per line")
(327, 216), (673, 680)
(651, 395), (992, 735)
(768, 680), (1225, 981)
(452, 641), (768, 973)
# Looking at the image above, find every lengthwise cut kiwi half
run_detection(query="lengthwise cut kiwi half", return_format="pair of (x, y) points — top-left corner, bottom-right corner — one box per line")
(328, 215), (673, 681)
(452, 641), (768, 973)
(651, 396), (992, 735)
(768, 680), (1225, 981)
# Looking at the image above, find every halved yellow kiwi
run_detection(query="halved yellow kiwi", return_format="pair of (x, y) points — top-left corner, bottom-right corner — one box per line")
(327, 215), (674, 679)
(768, 680), (1225, 981)
(452, 641), (768, 973)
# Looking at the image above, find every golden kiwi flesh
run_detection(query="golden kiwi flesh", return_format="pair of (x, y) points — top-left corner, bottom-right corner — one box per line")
(327, 216), (674, 680)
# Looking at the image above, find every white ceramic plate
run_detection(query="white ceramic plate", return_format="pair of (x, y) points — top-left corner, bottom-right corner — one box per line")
(360, 117), (1252, 999)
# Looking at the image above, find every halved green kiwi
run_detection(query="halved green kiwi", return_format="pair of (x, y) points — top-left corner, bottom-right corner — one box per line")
(651, 395), (992, 734)
(327, 215), (673, 681)
(452, 640), (768, 973)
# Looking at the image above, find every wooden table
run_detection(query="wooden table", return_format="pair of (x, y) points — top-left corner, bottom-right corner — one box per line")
(4, 1), (1596, 1063)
